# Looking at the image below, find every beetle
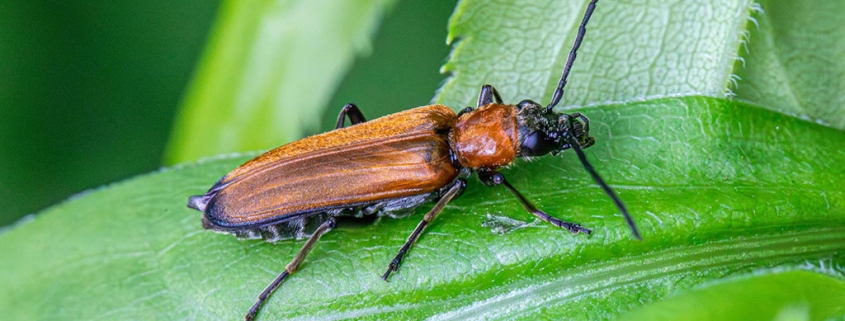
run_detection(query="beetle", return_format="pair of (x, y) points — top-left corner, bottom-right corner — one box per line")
(187, 0), (638, 320)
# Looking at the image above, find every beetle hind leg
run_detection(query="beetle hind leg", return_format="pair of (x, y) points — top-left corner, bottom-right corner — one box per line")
(382, 179), (466, 281)
(478, 171), (591, 235)
(335, 103), (367, 129)
(245, 218), (337, 321)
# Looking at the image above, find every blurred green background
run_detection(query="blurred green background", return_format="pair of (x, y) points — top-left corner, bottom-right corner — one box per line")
(0, 0), (457, 227)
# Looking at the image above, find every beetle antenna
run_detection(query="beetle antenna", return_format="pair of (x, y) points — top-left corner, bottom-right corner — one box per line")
(547, 0), (598, 111)
(565, 134), (641, 240)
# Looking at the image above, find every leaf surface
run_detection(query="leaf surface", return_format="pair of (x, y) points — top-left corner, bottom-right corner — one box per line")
(1, 97), (844, 320)
(619, 270), (845, 321)
(165, 0), (396, 164)
(3, 0), (845, 320)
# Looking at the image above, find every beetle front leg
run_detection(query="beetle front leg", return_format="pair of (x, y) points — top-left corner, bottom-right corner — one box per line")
(477, 85), (504, 107)
(478, 171), (591, 235)
(334, 103), (367, 129)
(382, 179), (466, 281)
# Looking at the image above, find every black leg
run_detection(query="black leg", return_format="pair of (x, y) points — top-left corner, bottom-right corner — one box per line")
(335, 103), (367, 129)
(478, 171), (591, 235)
(563, 113), (594, 149)
(568, 112), (590, 134)
(477, 85), (503, 107)
(382, 179), (466, 281)
(457, 107), (473, 118)
(245, 218), (337, 321)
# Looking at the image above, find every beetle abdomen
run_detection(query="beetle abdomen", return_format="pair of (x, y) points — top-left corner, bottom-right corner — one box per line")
(204, 191), (437, 242)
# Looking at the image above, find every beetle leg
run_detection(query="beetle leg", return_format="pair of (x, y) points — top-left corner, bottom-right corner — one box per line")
(477, 85), (504, 107)
(457, 107), (474, 118)
(245, 218), (337, 321)
(477, 171), (591, 235)
(382, 179), (466, 281)
(334, 103), (367, 129)
(567, 112), (591, 136)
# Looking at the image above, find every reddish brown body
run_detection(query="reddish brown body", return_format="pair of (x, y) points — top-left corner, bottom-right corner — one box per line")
(197, 103), (523, 237)
(202, 105), (456, 231)
(451, 103), (519, 169)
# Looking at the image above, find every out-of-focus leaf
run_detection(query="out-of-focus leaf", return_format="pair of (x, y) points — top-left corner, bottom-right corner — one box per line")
(0, 0), (218, 226)
(165, 0), (396, 164)
(437, 0), (756, 108)
(734, 1), (845, 130)
(619, 270), (845, 321)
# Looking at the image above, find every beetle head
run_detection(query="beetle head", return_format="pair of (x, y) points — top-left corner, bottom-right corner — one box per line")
(515, 99), (595, 158)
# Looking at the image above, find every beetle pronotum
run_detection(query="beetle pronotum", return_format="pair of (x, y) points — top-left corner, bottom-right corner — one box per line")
(187, 1), (638, 319)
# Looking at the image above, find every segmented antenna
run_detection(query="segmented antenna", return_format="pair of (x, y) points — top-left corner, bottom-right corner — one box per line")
(553, 1), (640, 239)
(547, 0), (598, 111)
(565, 135), (641, 239)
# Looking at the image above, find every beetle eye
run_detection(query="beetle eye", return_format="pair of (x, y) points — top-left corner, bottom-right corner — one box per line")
(521, 130), (559, 156)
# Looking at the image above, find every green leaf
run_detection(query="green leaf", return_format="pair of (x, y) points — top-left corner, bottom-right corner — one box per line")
(734, 1), (845, 130)
(3, 0), (845, 320)
(438, 0), (756, 108)
(164, 0), (396, 164)
(619, 270), (845, 321)
(1, 97), (844, 320)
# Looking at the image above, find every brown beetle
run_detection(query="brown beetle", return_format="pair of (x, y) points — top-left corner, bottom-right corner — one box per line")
(187, 1), (638, 320)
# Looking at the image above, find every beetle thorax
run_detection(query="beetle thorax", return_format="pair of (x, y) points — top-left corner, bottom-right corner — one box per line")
(449, 103), (519, 170)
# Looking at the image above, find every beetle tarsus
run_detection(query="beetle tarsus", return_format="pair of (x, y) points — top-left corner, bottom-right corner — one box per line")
(245, 270), (289, 321)
(558, 221), (592, 235)
(381, 269), (393, 281)
(382, 180), (465, 281)
(381, 256), (403, 281)
(382, 219), (428, 281)
(478, 171), (592, 235)
(530, 208), (591, 235)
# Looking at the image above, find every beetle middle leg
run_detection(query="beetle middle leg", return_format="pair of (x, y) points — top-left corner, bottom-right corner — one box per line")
(477, 84), (503, 107)
(478, 171), (591, 235)
(335, 103), (367, 129)
(245, 218), (337, 321)
(382, 179), (466, 281)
